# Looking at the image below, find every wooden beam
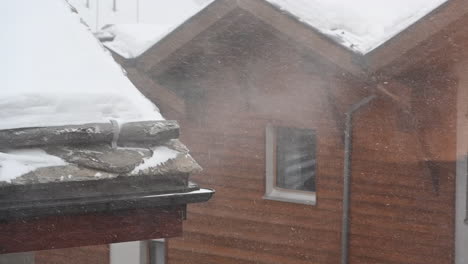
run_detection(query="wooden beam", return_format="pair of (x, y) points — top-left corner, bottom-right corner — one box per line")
(137, 0), (237, 73)
(375, 80), (440, 193)
(375, 81), (412, 111)
(126, 67), (186, 116)
(0, 206), (184, 254)
(237, 0), (366, 77)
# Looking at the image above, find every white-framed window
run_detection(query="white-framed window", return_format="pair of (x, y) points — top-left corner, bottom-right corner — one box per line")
(264, 124), (317, 205)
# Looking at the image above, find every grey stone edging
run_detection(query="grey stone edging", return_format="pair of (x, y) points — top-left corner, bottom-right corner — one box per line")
(0, 120), (179, 149)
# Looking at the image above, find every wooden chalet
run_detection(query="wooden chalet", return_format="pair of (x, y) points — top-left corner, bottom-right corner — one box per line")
(99, 0), (468, 263)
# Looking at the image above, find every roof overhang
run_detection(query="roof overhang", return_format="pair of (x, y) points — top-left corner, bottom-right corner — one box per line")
(361, 0), (468, 75)
(240, 0), (468, 77)
(113, 0), (468, 79)
(0, 182), (214, 221)
(0, 186), (214, 254)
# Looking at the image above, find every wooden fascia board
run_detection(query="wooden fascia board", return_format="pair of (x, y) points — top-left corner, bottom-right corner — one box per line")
(375, 11), (468, 78)
(126, 67), (186, 116)
(137, 0), (237, 73)
(237, 0), (367, 77)
(374, 80), (412, 109)
(363, 0), (468, 75)
(0, 206), (184, 254)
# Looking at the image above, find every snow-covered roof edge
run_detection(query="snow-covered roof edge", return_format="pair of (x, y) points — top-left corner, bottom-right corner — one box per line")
(98, 0), (215, 59)
(96, 0), (454, 65)
(263, 0), (450, 55)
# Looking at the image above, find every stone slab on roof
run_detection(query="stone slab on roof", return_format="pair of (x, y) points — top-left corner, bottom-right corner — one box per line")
(0, 121), (201, 186)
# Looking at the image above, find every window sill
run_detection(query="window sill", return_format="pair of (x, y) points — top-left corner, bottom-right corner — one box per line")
(263, 189), (316, 206)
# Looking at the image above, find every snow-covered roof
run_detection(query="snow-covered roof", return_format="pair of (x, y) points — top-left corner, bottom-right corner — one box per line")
(101, 24), (186, 59)
(0, 0), (163, 131)
(0, 0), (203, 184)
(98, 1), (214, 59)
(265, 0), (449, 54)
(95, 0), (450, 58)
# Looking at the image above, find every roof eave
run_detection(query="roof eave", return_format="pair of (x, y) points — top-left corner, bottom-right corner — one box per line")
(361, 0), (468, 76)
(103, 0), (367, 77)
(136, 0), (238, 73)
(105, 0), (467, 80)
(0, 185), (214, 221)
(237, 0), (368, 78)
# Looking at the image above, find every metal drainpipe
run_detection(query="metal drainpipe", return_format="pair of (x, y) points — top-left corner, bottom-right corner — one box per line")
(465, 155), (468, 225)
(341, 95), (377, 264)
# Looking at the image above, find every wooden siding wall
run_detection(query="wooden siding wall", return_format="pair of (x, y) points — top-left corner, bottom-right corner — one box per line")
(347, 69), (457, 263)
(148, 11), (457, 264)
(35, 245), (109, 264)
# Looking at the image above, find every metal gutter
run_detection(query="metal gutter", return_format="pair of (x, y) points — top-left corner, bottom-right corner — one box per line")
(0, 187), (214, 221)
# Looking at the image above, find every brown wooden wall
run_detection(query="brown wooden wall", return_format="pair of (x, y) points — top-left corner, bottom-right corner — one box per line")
(139, 10), (458, 264)
(346, 69), (457, 263)
(35, 246), (109, 264)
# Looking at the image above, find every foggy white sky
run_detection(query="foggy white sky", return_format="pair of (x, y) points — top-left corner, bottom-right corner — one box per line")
(68, 0), (213, 31)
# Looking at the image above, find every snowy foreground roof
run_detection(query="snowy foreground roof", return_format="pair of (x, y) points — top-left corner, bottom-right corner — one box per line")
(1, 0), (162, 130)
(95, 0), (448, 58)
(0, 0), (201, 185)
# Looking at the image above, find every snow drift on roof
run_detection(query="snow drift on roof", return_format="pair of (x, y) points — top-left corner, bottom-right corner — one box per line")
(265, 0), (449, 54)
(99, 0), (214, 59)
(0, 149), (67, 183)
(102, 24), (179, 59)
(0, 0), (163, 130)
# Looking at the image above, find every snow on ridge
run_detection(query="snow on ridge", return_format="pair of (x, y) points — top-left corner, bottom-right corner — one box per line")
(265, 0), (449, 54)
(102, 24), (178, 59)
(0, 0), (163, 131)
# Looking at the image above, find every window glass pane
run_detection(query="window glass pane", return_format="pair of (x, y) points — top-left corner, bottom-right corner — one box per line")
(276, 127), (316, 192)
